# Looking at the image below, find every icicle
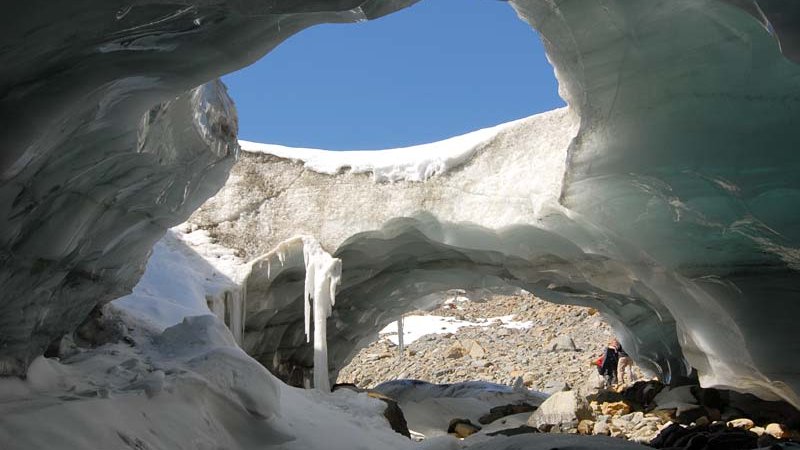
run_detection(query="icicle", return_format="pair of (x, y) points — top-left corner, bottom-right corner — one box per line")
(303, 257), (313, 343)
(397, 315), (404, 361)
(298, 236), (342, 392)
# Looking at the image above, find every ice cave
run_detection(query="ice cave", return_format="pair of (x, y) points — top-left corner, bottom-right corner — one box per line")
(2, 0), (800, 449)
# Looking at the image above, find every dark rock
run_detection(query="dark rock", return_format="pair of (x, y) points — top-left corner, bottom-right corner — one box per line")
(381, 397), (411, 438)
(479, 403), (537, 425)
(332, 383), (411, 438)
(651, 422), (692, 448)
(486, 425), (540, 437)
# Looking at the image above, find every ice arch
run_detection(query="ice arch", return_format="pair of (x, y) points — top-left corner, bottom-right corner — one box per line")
(238, 214), (684, 389)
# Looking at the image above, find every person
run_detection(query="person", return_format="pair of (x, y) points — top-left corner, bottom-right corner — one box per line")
(599, 339), (619, 388)
(616, 340), (635, 386)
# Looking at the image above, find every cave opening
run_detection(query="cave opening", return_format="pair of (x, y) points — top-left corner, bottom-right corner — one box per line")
(336, 288), (640, 393)
(220, 0), (564, 151)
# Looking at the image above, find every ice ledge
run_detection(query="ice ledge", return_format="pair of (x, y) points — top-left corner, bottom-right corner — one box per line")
(239, 112), (559, 183)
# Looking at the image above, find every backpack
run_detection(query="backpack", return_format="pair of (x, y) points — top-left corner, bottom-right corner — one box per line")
(595, 354), (605, 374)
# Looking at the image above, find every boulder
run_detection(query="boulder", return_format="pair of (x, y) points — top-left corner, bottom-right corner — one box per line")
(542, 380), (571, 395)
(527, 391), (593, 430)
(544, 335), (577, 353)
(459, 338), (486, 359)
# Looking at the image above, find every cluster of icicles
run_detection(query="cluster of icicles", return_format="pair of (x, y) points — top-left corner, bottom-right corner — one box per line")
(265, 236), (342, 392)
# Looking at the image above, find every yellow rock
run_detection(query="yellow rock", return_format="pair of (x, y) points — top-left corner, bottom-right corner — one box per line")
(577, 419), (594, 435)
(600, 401), (632, 416)
(765, 423), (786, 439)
(452, 422), (480, 438)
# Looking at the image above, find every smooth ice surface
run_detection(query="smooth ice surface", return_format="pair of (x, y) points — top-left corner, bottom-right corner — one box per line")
(113, 230), (241, 335)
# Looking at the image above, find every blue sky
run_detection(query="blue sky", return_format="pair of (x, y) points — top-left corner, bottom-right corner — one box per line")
(222, 0), (564, 150)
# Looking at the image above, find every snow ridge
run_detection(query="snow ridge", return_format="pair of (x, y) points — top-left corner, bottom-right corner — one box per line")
(240, 117), (528, 183)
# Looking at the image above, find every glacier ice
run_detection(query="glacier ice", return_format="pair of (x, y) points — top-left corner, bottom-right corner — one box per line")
(190, 0), (800, 408)
(2, 2), (800, 446)
(0, 0), (417, 375)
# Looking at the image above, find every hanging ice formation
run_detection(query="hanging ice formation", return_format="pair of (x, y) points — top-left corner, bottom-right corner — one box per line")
(256, 236), (342, 392)
(301, 238), (342, 392)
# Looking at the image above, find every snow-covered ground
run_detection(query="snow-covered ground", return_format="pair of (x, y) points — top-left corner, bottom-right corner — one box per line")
(0, 226), (650, 449)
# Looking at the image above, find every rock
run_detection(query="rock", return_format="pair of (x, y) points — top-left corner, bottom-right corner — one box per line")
(447, 418), (481, 438)
(485, 425), (539, 437)
(577, 419), (594, 435)
(445, 344), (466, 359)
(593, 419), (611, 436)
(623, 411), (645, 425)
(542, 380), (570, 395)
(601, 401), (632, 416)
(522, 372), (535, 387)
(478, 403), (537, 425)
(544, 335), (577, 353)
(380, 397), (411, 438)
(694, 415), (710, 427)
(528, 391), (592, 429)
(727, 418), (754, 430)
(765, 422), (786, 439)
(750, 425), (765, 436)
(460, 338), (486, 359)
(581, 371), (606, 396)
(675, 405), (709, 425)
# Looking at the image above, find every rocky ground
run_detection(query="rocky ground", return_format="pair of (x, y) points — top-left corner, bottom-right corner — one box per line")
(337, 292), (800, 448)
(338, 291), (642, 392)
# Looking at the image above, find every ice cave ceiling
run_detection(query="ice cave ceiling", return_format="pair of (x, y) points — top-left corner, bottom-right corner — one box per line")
(2, 0), (800, 412)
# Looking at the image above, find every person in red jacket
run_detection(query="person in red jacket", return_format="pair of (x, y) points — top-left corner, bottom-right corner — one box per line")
(598, 339), (619, 388)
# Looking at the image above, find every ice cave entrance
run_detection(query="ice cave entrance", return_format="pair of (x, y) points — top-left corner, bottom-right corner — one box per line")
(336, 289), (644, 393)
(221, 0), (564, 150)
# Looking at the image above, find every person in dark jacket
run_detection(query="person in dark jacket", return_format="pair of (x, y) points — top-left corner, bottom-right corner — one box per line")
(599, 339), (619, 388)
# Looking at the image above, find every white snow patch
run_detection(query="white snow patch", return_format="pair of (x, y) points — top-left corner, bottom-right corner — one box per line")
(380, 314), (532, 346)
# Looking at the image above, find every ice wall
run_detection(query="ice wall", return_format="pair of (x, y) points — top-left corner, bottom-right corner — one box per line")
(511, 0), (800, 405)
(193, 109), (684, 390)
(190, 1), (800, 406)
(0, 0), (417, 375)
